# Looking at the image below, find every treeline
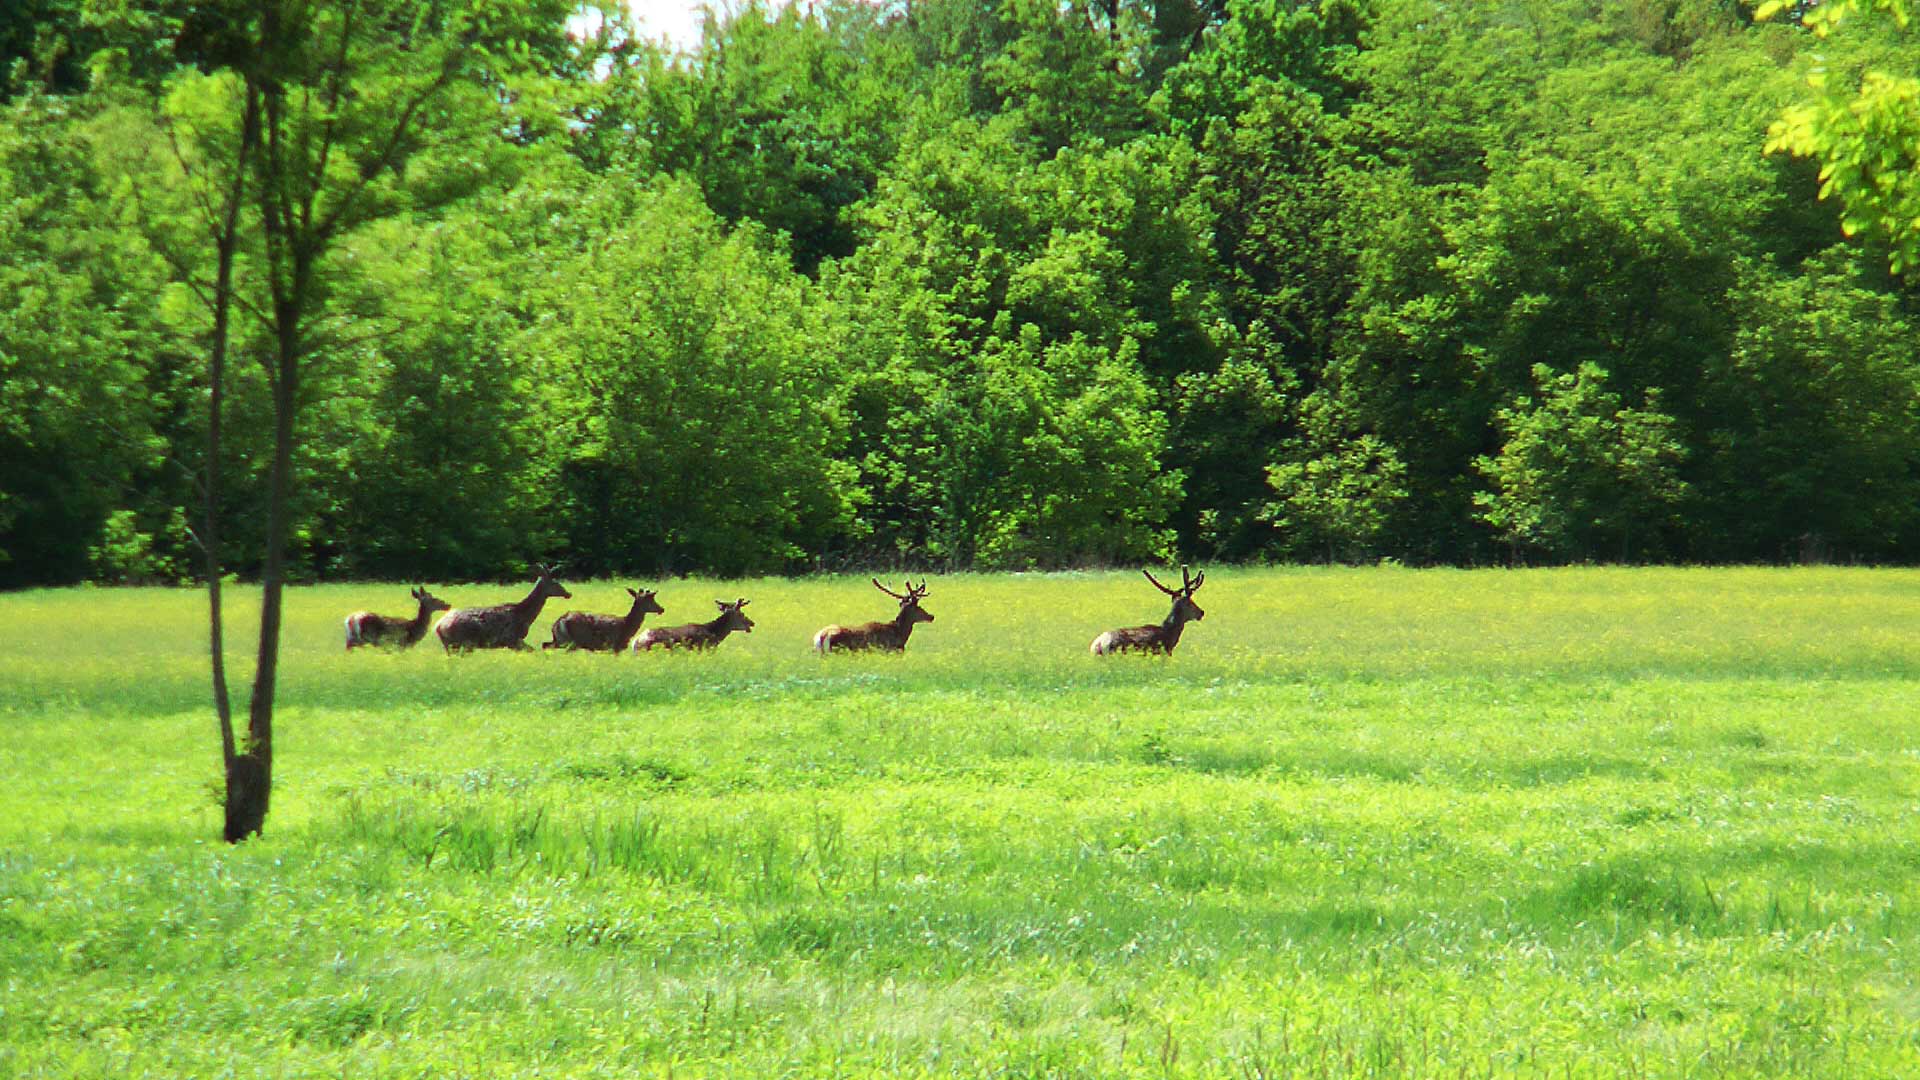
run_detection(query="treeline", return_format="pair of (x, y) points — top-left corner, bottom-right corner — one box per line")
(2, 0), (1917, 587)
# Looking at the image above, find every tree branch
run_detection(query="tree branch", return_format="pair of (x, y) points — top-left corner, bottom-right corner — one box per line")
(312, 46), (467, 242)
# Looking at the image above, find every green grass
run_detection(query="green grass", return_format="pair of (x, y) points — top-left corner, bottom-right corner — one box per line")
(3, 567), (1919, 1077)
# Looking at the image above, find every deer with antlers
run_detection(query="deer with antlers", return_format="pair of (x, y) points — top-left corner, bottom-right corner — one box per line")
(1090, 566), (1206, 656)
(813, 579), (934, 654)
(631, 598), (754, 651)
(344, 586), (450, 650)
(544, 587), (665, 652)
(433, 566), (572, 652)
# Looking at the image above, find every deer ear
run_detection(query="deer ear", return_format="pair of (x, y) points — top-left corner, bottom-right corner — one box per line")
(628, 587), (639, 598)
(715, 600), (728, 610)
(737, 598), (750, 608)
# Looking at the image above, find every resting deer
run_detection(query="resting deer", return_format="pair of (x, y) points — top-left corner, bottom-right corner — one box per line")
(631, 598), (754, 651)
(814, 578), (934, 653)
(344, 586), (450, 650)
(434, 565), (572, 652)
(1090, 566), (1206, 656)
(544, 587), (665, 652)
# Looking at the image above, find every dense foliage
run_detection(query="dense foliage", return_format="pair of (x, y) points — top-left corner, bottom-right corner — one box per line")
(3, 0), (1918, 584)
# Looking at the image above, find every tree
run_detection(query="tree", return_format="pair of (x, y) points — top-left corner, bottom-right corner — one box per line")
(1473, 363), (1687, 563)
(589, 0), (907, 275)
(1264, 400), (1407, 563)
(304, 206), (556, 580)
(113, 0), (575, 842)
(1, 0), (96, 98)
(0, 88), (176, 586)
(963, 329), (1179, 568)
(826, 119), (1192, 567)
(529, 179), (856, 576)
(1760, 0), (1920, 276)
(1692, 253), (1920, 561)
(1166, 342), (1298, 559)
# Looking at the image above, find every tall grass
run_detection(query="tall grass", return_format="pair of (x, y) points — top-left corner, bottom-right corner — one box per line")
(3, 568), (1918, 1077)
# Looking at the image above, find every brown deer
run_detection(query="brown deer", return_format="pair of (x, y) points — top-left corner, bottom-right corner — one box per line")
(544, 587), (665, 652)
(814, 578), (934, 653)
(434, 566), (572, 652)
(631, 598), (754, 651)
(1090, 566), (1206, 655)
(344, 586), (450, 650)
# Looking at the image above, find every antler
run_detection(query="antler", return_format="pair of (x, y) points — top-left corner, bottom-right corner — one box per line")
(1145, 566), (1202, 596)
(872, 578), (907, 600)
(910, 579), (930, 599)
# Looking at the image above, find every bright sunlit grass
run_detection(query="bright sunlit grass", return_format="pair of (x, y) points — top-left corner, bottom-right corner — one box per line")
(3, 567), (1918, 1077)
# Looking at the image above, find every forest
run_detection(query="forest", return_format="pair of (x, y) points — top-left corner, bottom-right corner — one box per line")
(2, 0), (1917, 587)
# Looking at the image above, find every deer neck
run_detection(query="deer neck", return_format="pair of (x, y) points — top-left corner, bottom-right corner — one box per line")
(703, 616), (737, 643)
(888, 611), (919, 645)
(513, 586), (555, 633)
(404, 602), (436, 643)
(1158, 607), (1191, 645)
(618, 604), (652, 641)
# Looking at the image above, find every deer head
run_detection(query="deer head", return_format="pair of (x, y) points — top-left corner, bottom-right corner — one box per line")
(626, 587), (665, 617)
(873, 578), (934, 625)
(533, 564), (572, 602)
(1143, 566), (1205, 625)
(715, 598), (754, 633)
(411, 586), (451, 616)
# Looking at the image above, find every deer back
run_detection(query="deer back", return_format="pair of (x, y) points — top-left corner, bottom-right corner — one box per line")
(439, 568), (572, 650)
(547, 587), (662, 651)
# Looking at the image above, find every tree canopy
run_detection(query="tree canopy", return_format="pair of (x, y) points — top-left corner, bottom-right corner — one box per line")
(4, 0), (1919, 582)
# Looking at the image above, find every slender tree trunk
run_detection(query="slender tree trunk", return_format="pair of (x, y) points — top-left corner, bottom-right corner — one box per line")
(229, 272), (304, 843)
(226, 36), (300, 843)
(207, 197), (236, 773)
(211, 87), (261, 841)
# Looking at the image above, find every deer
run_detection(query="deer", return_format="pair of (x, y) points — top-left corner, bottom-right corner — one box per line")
(1090, 566), (1206, 656)
(813, 578), (934, 654)
(544, 587), (665, 652)
(344, 586), (451, 650)
(631, 598), (754, 651)
(433, 565), (573, 652)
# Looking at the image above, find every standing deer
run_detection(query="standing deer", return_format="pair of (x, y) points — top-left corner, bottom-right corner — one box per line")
(434, 566), (572, 652)
(344, 586), (450, 650)
(544, 587), (665, 652)
(1090, 566), (1206, 656)
(813, 579), (934, 653)
(631, 598), (754, 651)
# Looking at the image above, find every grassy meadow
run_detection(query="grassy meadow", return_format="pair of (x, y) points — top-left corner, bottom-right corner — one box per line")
(3, 567), (1919, 1077)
